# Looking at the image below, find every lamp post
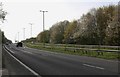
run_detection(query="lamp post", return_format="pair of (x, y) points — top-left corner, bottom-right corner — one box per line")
(29, 23), (33, 38)
(18, 32), (19, 42)
(14, 33), (17, 43)
(40, 10), (48, 47)
(23, 28), (25, 40)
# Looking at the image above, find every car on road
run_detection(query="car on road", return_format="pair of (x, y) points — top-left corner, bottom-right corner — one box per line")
(16, 42), (23, 47)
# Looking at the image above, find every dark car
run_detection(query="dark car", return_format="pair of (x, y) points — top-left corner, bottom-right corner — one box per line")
(16, 42), (23, 47)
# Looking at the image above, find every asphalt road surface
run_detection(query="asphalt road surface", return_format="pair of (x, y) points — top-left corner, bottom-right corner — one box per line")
(2, 44), (119, 76)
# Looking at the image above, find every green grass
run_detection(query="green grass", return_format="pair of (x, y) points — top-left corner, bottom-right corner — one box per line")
(33, 43), (119, 50)
(25, 43), (119, 60)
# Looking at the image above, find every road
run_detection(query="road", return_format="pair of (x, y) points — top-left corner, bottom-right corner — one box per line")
(2, 44), (119, 76)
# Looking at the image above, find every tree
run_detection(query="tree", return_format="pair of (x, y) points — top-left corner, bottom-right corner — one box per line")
(73, 11), (98, 45)
(23, 37), (36, 43)
(34, 4), (119, 46)
(80, 12), (98, 45)
(37, 30), (50, 43)
(0, 2), (7, 23)
(0, 2), (8, 44)
(105, 5), (119, 45)
(50, 20), (69, 44)
(64, 20), (77, 44)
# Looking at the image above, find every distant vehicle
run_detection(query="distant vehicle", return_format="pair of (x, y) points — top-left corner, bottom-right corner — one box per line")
(16, 42), (23, 47)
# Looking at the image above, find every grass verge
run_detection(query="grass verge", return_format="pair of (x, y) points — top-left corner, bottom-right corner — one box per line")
(25, 43), (119, 60)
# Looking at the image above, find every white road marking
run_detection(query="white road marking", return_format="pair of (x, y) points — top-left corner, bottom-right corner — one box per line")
(3, 46), (41, 77)
(83, 64), (104, 70)
(95, 66), (105, 70)
(83, 64), (95, 68)
(4, 46), (15, 54)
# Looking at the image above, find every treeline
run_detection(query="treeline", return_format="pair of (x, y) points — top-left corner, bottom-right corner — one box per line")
(28, 5), (120, 46)
(0, 3), (11, 44)
(0, 30), (12, 44)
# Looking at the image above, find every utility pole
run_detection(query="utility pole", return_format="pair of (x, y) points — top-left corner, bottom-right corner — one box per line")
(40, 10), (48, 31)
(29, 23), (33, 38)
(14, 33), (17, 43)
(40, 10), (48, 47)
(23, 28), (25, 40)
(18, 32), (19, 42)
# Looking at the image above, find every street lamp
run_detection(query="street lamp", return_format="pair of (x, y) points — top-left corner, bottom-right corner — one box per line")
(40, 10), (48, 31)
(18, 32), (19, 42)
(14, 33), (17, 43)
(40, 10), (48, 47)
(29, 23), (33, 38)
(23, 28), (25, 40)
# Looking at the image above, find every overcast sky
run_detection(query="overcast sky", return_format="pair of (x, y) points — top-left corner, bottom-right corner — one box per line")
(0, 0), (119, 42)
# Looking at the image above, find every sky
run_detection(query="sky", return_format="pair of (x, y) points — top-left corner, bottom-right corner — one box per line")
(0, 0), (119, 43)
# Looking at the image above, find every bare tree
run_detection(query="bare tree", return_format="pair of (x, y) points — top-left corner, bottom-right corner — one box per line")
(0, 2), (7, 23)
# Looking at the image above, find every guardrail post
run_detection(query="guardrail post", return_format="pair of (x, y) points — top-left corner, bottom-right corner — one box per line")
(74, 49), (75, 53)
(88, 50), (91, 55)
(64, 45), (67, 51)
(97, 50), (100, 55)
(101, 51), (103, 55)
(82, 50), (84, 54)
(85, 50), (87, 54)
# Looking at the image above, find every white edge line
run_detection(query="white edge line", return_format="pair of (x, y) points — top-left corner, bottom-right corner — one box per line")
(83, 64), (104, 70)
(4, 45), (15, 54)
(3, 46), (40, 77)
